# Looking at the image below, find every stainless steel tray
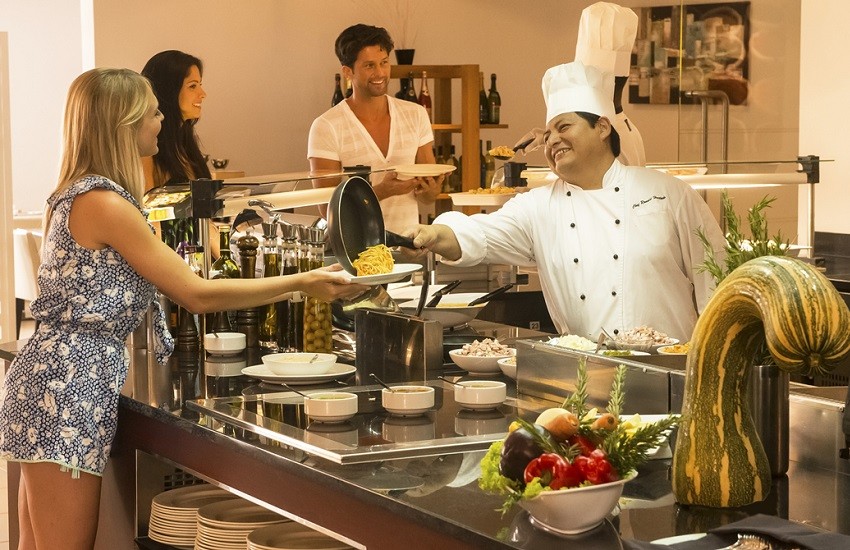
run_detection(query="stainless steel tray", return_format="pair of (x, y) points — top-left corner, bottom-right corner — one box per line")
(187, 380), (538, 464)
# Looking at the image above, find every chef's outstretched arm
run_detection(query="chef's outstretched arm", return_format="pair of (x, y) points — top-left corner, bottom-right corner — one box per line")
(411, 224), (462, 261)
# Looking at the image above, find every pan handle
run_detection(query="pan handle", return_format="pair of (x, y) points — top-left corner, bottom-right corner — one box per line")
(385, 231), (417, 249)
(467, 283), (515, 307)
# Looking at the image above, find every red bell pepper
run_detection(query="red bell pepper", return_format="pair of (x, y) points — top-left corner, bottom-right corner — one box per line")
(574, 448), (619, 485)
(523, 453), (584, 489)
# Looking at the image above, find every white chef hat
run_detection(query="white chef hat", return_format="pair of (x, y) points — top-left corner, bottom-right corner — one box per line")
(575, 2), (638, 77)
(542, 61), (616, 125)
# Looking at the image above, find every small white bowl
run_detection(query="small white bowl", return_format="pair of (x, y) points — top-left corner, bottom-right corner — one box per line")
(204, 332), (246, 356)
(453, 380), (507, 410)
(262, 352), (337, 375)
(519, 471), (637, 535)
(497, 356), (517, 379)
(303, 392), (358, 423)
(381, 386), (435, 416)
(449, 348), (514, 375)
(305, 421), (358, 446)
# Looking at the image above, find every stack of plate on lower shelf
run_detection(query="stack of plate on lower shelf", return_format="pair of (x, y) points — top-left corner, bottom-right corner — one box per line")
(247, 522), (354, 550)
(148, 484), (238, 549)
(196, 498), (289, 550)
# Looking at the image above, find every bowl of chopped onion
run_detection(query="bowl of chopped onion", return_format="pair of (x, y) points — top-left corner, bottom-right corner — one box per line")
(608, 326), (678, 354)
(449, 339), (514, 375)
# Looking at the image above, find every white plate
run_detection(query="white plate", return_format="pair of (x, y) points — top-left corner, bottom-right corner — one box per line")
(392, 163), (457, 179)
(197, 499), (287, 526)
(248, 521), (352, 549)
(650, 533), (707, 545)
(350, 263), (422, 285)
(152, 485), (237, 510)
(241, 363), (356, 385)
(449, 191), (518, 206)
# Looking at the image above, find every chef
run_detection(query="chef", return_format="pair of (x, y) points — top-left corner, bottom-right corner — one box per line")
(409, 61), (725, 342)
(575, 2), (645, 166)
(515, 2), (646, 167)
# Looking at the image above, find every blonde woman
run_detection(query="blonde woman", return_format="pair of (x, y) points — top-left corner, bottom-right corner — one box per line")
(0, 68), (366, 549)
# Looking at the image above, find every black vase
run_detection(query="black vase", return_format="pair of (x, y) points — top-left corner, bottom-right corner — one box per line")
(395, 49), (415, 65)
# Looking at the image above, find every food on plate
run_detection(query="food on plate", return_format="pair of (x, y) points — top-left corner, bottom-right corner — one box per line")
(617, 325), (677, 346)
(548, 334), (597, 351)
(599, 349), (638, 357)
(489, 145), (515, 159)
(658, 342), (691, 354)
(456, 338), (512, 357)
(465, 187), (516, 195)
(351, 244), (394, 276)
(479, 358), (679, 513)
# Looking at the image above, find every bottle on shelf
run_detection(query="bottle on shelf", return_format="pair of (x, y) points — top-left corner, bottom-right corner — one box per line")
(484, 140), (496, 188)
(177, 245), (202, 353)
(478, 72), (489, 124)
(418, 70), (432, 120)
(344, 76), (353, 98)
(208, 224), (240, 332)
(332, 73), (344, 106)
(404, 72), (418, 103)
(448, 145), (462, 193)
(479, 140), (488, 188)
(278, 224), (301, 352)
(487, 73), (501, 124)
(395, 75), (409, 100)
(235, 234), (260, 348)
(300, 227), (332, 354)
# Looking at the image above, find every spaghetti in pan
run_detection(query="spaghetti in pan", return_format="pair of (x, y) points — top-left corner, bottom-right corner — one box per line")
(351, 244), (395, 276)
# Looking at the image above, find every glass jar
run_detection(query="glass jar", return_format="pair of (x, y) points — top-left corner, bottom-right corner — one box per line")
(301, 229), (332, 353)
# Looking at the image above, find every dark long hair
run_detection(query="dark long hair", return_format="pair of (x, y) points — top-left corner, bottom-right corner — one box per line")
(141, 50), (211, 185)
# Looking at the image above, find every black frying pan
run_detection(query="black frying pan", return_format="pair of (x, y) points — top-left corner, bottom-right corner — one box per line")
(327, 176), (416, 276)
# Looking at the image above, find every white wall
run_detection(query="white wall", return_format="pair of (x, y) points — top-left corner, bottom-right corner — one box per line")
(0, 0), (87, 214)
(0, 33), (15, 341)
(800, 0), (850, 236)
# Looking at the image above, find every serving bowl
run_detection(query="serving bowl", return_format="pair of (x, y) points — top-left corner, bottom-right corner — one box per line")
(497, 356), (517, 379)
(261, 352), (337, 375)
(203, 332), (246, 356)
(381, 385), (435, 416)
(518, 470), (637, 535)
(608, 338), (679, 354)
(453, 380), (507, 410)
(657, 342), (691, 355)
(449, 348), (514, 375)
(398, 292), (489, 327)
(303, 392), (358, 423)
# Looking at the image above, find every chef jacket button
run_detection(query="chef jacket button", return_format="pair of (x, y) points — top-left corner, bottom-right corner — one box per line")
(615, 187), (620, 192)
(570, 222), (576, 228)
(573, 258), (579, 263)
(580, 294), (586, 300)
(611, 291), (617, 296)
(567, 191), (572, 197)
(615, 219), (621, 225)
(613, 329), (619, 335)
(613, 254), (619, 260)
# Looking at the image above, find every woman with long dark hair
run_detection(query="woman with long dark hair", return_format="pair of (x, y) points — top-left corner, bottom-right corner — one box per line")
(142, 50), (211, 249)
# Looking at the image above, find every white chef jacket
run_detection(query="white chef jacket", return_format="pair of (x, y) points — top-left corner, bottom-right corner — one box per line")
(434, 160), (725, 342)
(308, 97), (433, 234)
(613, 111), (646, 167)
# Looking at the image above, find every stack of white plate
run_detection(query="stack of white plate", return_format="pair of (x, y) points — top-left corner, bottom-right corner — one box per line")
(148, 484), (237, 549)
(196, 499), (289, 550)
(248, 522), (353, 550)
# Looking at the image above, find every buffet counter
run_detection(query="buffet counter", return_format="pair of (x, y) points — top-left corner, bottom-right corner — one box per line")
(3, 322), (850, 549)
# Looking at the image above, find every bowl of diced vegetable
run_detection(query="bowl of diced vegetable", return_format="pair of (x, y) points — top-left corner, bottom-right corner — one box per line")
(448, 338), (514, 375)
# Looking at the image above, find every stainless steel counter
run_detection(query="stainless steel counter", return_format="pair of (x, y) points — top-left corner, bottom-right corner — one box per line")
(3, 325), (850, 549)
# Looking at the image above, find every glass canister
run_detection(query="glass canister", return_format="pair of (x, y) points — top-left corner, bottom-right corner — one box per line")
(259, 223), (282, 351)
(301, 226), (333, 353)
(278, 224), (302, 352)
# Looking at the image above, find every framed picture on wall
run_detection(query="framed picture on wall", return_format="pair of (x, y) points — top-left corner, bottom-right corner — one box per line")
(629, 1), (751, 105)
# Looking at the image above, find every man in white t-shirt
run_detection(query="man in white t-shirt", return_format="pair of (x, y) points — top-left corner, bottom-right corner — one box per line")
(308, 24), (442, 235)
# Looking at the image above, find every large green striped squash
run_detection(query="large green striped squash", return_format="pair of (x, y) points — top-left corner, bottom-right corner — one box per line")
(673, 256), (850, 507)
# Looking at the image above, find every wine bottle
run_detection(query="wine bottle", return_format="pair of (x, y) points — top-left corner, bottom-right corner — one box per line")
(344, 76), (353, 98)
(332, 73), (344, 106)
(484, 140), (496, 189)
(478, 72), (488, 124)
(418, 70), (432, 120)
(479, 139), (486, 188)
(210, 224), (241, 280)
(404, 72), (418, 102)
(487, 73), (501, 124)
(395, 76), (409, 100)
(449, 145), (462, 193)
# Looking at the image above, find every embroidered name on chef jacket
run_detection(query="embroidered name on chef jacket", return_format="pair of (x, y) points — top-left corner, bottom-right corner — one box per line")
(632, 195), (667, 209)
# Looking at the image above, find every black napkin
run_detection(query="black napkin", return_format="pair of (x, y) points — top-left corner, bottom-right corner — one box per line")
(623, 514), (850, 550)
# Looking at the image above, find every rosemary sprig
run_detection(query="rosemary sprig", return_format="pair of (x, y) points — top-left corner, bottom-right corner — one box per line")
(606, 365), (626, 418)
(600, 415), (680, 475)
(561, 356), (588, 413)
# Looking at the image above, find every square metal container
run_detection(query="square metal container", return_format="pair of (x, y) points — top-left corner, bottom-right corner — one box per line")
(354, 310), (443, 384)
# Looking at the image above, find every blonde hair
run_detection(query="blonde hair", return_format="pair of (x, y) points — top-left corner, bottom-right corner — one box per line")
(51, 68), (154, 209)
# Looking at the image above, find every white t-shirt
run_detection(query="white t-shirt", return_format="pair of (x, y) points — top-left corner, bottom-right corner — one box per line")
(434, 160), (725, 342)
(308, 97), (434, 234)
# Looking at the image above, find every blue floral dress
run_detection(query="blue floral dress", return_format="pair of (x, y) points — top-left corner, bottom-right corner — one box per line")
(0, 176), (173, 477)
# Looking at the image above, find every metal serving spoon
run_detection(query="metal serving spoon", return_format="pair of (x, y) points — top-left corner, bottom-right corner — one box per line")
(369, 373), (396, 392)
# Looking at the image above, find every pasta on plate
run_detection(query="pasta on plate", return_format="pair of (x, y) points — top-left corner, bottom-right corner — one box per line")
(352, 244), (394, 276)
